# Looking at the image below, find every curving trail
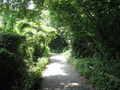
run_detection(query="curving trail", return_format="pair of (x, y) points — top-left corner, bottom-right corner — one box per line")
(33, 54), (95, 90)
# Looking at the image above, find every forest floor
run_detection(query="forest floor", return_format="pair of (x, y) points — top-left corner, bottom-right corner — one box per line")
(32, 54), (95, 90)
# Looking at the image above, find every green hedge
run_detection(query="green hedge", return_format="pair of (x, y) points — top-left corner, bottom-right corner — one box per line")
(0, 31), (50, 90)
(0, 32), (26, 90)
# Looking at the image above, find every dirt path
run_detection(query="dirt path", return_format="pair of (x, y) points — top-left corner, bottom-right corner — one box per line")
(33, 54), (95, 90)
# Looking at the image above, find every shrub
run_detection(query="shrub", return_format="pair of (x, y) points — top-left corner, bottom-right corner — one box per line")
(0, 32), (26, 90)
(69, 57), (120, 90)
(23, 57), (48, 90)
(49, 35), (68, 53)
(72, 35), (96, 57)
(0, 19), (56, 90)
(0, 32), (25, 53)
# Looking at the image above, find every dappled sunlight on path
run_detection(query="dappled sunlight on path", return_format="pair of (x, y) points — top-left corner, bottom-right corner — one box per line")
(34, 54), (95, 90)
(43, 54), (68, 77)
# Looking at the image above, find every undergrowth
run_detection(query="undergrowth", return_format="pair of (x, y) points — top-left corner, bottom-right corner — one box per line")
(69, 57), (120, 90)
(63, 50), (120, 90)
(22, 57), (48, 90)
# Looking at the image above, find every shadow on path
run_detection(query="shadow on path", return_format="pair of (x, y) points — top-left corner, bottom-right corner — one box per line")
(32, 54), (95, 90)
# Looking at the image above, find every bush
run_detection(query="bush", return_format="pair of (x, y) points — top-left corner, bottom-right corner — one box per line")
(0, 19), (56, 90)
(72, 35), (96, 57)
(0, 32), (49, 90)
(69, 57), (120, 90)
(23, 57), (48, 90)
(0, 32), (25, 53)
(49, 35), (68, 53)
(0, 32), (26, 90)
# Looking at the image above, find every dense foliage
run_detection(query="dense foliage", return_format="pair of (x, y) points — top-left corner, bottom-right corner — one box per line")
(68, 56), (120, 90)
(0, 32), (25, 90)
(0, 1), (56, 89)
(48, 0), (120, 90)
(0, 0), (120, 90)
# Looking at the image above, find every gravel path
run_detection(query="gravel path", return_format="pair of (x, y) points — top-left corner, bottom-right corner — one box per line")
(32, 54), (95, 90)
